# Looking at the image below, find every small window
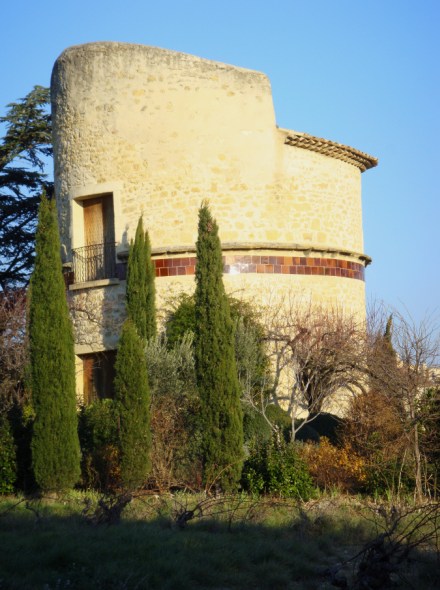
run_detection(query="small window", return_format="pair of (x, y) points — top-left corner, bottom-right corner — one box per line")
(81, 351), (116, 404)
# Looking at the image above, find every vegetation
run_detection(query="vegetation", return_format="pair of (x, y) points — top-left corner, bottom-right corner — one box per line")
(114, 320), (151, 490)
(145, 333), (201, 490)
(29, 194), (80, 492)
(344, 306), (440, 500)
(110, 216), (156, 491)
(0, 86), (52, 290)
(0, 494), (438, 590)
(166, 292), (270, 407)
(242, 438), (315, 499)
(2, 88), (440, 589)
(299, 437), (367, 493)
(194, 203), (243, 491)
(263, 299), (363, 440)
(78, 400), (120, 492)
(0, 412), (16, 493)
(165, 292), (195, 348)
(0, 120), (439, 585)
(126, 216), (156, 340)
(0, 289), (27, 406)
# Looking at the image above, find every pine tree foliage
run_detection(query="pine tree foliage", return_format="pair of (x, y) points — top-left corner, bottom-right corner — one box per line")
(126, 217), (156, 340)
(194, 202), (243, 491)
(29, 194), (80, 491)
(114, 319), (151, 489)
(0, 86), (52, 290)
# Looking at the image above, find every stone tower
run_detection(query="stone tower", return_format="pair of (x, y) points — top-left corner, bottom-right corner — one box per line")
(51, 42), (377, 401)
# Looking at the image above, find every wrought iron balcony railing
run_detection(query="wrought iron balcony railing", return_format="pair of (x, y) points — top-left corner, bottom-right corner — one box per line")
(72, 242), (116, 283)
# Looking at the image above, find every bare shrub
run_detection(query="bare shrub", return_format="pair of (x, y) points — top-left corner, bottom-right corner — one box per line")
(262, 296), (364, 440)
(347, 303), (440, 500)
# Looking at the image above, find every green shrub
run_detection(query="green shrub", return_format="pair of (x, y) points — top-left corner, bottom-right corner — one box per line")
(145, 334), (203, 490)
(243, 406), (272, 448)
(79, 399), (118, 451)
(363, 455), (414, 498)
(8, 403), (35, 493)
(166, 293), (270, 403)
(78, 400), (120, 491)
(165, 294), (195, 349)
(242, 437), (315, 500)
(0, 412), (16, 493)
(265, 404), (292, 442)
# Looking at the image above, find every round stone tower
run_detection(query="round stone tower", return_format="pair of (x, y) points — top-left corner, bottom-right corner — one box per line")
(51, 42), (377, 358)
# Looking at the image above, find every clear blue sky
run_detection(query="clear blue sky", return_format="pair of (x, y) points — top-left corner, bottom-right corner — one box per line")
(2, 0), (438, 324)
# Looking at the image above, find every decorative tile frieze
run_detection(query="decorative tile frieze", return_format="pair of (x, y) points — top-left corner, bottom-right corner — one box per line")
(151, 255), (365, 281)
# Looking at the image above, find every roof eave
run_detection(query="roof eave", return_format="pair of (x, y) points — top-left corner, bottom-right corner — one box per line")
(282, 130), (378, 172)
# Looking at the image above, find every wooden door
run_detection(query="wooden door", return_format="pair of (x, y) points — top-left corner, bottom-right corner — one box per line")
(84, 198), (105, 246)
(82, 195), (115, 280)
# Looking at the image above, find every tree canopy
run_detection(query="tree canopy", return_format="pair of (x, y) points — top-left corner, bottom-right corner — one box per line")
(0, 86), (52, 290)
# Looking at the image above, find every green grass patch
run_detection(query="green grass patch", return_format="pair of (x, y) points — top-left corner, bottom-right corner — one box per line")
(0, 494), (437, 589)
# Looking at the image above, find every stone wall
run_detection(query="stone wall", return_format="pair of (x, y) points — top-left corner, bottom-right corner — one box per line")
(51, 42), (377, 364)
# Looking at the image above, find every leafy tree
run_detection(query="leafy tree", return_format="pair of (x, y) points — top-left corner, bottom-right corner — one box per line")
(194, 202), (243, 491)
(126, 217), (156, 340)
(114, 320), (151, 489)
(29, 194), (80, 491)
(0, 86), (52, 290)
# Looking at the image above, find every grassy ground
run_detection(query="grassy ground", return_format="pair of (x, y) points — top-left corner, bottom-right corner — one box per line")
(0, 493), (438, 589)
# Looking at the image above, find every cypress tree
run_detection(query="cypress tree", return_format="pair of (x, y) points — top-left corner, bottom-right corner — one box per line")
(126, 217), (156, 340)
(29, 194), (80, 491)
(114, 319), (151, 489)
(194, 202), (243, 491)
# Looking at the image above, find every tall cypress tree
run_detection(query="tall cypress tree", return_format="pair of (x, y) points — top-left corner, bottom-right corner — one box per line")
(194, 202), (243, 491)
(114, 319), (151, 489)
(29, 194), (80, 491)
(126, 217), (156, 340)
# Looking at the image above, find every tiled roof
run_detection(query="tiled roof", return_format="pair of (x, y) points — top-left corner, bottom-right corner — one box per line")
(284, 131), (378, 172)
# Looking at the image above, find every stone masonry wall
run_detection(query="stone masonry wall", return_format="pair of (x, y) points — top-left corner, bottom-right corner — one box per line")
(51, 42), (375, 357)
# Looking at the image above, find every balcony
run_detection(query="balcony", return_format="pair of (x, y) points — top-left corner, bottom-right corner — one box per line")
(72, 242), (116, 283)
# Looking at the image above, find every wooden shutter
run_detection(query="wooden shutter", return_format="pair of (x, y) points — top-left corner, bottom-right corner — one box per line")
(82, 352), (116, 404)
(84, 198), (105, 246)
